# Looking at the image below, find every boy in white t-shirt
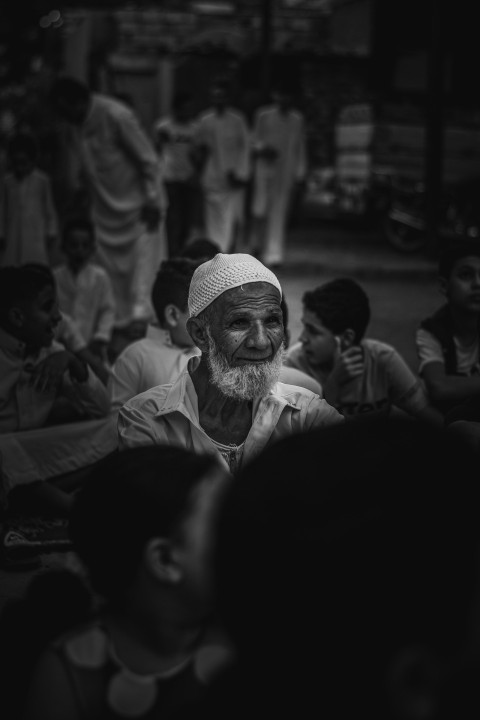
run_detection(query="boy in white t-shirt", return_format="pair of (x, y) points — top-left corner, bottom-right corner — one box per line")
(416, 241), (480, 414)
(285, 277), (443, 425)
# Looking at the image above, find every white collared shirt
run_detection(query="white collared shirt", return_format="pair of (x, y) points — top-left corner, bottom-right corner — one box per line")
(108, 325), (199, 413)
(117, 356), (343, 473)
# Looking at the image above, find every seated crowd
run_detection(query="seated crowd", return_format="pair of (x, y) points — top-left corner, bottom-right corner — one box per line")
(1, 239), (480, 719)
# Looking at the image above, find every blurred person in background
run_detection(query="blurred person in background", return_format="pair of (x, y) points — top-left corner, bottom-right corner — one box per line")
(49, 76), (168, 339)
(54, 217), (115, 371)
(0, 132), (58, 267)
(249, 84), (307, 268)
(154, 91), (201, 257)
(108, 257), (201, 414)
(192, 79), (250, 253)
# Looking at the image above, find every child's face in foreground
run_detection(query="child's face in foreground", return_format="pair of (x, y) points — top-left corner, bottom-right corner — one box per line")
(19, 284), (61, 350)
(64, 229), (94, 270)
(299, 308), (337, 369)
(443, 255), (480, 314)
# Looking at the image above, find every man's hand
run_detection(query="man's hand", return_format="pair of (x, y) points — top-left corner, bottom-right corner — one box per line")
(29, 352), (72, 392)
(140, 203), (161, 232)
(330, 341), (365, 386)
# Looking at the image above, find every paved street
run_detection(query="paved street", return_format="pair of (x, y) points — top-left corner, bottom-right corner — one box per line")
(0, 215), (441, 610)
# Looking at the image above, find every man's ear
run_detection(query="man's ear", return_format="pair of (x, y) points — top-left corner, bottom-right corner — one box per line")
(8, 306), (25, 329)
(143, 538), (183, 585)
(387, 647), (439, 720)
(164, 303), (180, 329)
(186, 317), (208, 352)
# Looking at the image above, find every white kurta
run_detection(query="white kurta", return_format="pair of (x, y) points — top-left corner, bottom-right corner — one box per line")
(194, 108), (250, 252)
(251, 106), (307, 264)
(74, 95), (168, 327)
(0, 169), (58, 266)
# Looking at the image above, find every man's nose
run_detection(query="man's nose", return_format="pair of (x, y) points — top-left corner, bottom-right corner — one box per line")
(245, 321), (270, 348)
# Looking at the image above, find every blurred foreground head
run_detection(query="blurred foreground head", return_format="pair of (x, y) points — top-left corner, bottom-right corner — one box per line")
(214, 417), (480, 719)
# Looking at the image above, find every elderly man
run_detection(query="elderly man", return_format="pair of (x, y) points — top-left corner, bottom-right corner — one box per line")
(118, 253), (343, 474)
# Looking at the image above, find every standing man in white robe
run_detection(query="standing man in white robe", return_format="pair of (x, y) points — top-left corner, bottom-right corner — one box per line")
(250, 86), (307, 268)
(193, 79), (250, 253)
(49, 76), (168, 336)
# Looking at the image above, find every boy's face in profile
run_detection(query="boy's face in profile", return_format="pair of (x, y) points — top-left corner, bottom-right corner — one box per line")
(63, 229), (94, 272)
(442, 254), (480, 313)
(17, 284), (61, 351)
(299, 308), (338, 369)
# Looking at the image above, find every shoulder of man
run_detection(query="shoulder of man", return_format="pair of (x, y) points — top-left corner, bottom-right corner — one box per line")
(120, 383), (173, 417)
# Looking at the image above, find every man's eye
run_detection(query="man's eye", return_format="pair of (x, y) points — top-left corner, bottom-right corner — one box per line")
(231, 318), (248, 327)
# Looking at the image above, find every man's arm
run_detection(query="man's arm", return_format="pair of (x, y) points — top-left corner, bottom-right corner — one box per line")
(115, 106), (165, 227)
(421, 362), (480, 408)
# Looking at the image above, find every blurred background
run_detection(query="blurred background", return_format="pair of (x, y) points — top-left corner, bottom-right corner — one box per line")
(0, 0), (475, 254)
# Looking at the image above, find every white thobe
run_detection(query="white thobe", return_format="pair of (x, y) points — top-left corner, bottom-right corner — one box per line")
(0, 169), (58, 266)
(251, 106), (307, 264)
(74, 94), (168, 327)
(194, 108), (250, 252)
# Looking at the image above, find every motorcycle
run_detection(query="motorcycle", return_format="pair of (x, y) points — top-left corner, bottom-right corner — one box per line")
(383, 175), (480, 253)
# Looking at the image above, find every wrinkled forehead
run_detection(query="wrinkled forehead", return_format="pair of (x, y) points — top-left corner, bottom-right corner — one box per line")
(215, 282), (282, 312)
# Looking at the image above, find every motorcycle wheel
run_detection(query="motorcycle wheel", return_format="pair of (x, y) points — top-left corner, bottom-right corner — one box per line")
(383, 216), (429, 254)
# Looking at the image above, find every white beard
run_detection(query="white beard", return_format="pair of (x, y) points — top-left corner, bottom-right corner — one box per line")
(205, 329), (286, 401)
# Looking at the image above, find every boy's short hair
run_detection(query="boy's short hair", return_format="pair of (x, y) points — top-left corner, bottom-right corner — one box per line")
(438, 240), (480, 279)
(151, 257), (202, 326)
(0, 265), (55, 323)
(303, 277), (370, 342)
(61, 217), (95, 249)
(69, 445), (217, 600)
(7, 132), (38, 162)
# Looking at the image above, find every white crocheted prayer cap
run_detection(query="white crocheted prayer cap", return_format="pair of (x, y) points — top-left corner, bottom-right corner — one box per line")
(188, 253), (283, 318)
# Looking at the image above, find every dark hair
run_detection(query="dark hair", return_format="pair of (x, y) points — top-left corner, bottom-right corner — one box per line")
(69, 446), (217, 602)
(181, 238), (220, 262)
(49, 75), (90, 107)
(214, 417), (480, 715)
(61, 217), (95, 249)
(438, 240), (480, 279)
(151, 257), (201, 325)
(303, 277), (370, 342)
(0, 265), (55, 322)
(7, 132), (38, 162)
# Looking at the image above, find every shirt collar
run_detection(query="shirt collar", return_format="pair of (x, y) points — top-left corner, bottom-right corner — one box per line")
(146, 324), (173, 346)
